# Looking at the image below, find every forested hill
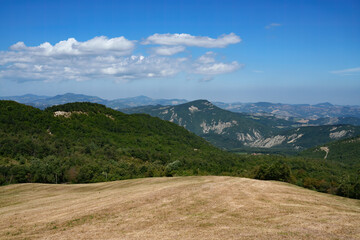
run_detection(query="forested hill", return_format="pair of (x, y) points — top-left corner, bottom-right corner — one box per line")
(0, 100), (236, 184)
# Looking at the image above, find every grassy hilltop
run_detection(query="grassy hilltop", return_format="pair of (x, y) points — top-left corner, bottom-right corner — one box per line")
(0, 176), (359, 239)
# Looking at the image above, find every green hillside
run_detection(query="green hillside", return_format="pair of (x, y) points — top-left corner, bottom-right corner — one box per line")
(298, 136), (360, 199)
(0, 100), (235, 184)
(300, 135), (360, 167)
(0, 100), (359, 199)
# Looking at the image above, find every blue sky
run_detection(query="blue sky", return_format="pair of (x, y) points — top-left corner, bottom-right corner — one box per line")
(0, 0), (359, 104)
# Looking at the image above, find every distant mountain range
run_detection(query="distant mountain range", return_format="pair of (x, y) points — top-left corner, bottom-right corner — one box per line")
(122, 100), (360, 152)
(214, 101), (360, 119)
(1, 93), (360, 119)
(0, 93), (187, 110)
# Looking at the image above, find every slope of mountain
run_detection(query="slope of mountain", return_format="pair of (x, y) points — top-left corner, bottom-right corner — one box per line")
(300, 135), (360, 167)
(263, 125), (360, 150)
(308, 117), (360, 126)
(214, 101), (360, 119)
(1, 100), (359, 199)
(122, 100), (360, 152)
(1, 176), (359, 240)
(0, 100), (234, 184)
(122, 100), (292, 149)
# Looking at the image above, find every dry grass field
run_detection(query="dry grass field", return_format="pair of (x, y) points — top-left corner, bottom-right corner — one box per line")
(1, 176), (359, 239)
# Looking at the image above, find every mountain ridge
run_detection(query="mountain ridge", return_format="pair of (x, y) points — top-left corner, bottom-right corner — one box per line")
(2, 93), (360, 119)
(122, 100), (360, 152)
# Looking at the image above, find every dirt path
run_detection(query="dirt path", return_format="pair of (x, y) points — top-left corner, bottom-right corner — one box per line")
(320, 146), (329, 159)
(1, 176), (359, 239)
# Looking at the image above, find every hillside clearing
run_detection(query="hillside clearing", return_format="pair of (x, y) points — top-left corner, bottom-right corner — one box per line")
(0, 176), (359, 239)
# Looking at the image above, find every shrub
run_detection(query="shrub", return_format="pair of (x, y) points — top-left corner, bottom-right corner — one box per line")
(253, 161), (293, 183)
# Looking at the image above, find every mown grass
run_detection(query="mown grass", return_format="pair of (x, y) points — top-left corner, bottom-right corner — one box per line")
(0, 176), (359, 239)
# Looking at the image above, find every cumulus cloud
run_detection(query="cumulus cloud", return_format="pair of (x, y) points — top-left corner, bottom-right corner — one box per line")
(265, 23), (282, 29)
(0, 53), (184, 82)
(152, 46), (186, 56)
(330, 67), (360, 74)
(9, 36), (135, 56)
(143, 33), (241, 48)
(197, 51), (216, 64)
(99, 55), (186, 79)
(0, 34), (242, 82)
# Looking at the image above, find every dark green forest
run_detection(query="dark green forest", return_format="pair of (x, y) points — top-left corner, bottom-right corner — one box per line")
(0, 100), (359, 199)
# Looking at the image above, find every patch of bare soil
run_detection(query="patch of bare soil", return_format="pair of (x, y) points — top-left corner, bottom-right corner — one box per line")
(0, 176), (359, 239)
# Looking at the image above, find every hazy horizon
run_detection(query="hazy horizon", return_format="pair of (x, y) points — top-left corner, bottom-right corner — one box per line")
(2, 91), (360, 106)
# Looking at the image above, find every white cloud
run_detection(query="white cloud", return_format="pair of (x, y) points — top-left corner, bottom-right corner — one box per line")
(330, 67), (360, 74)
(9, 36), (135, 56)
(143, 33), (241, 48)
(197, 52), (216, 64)
(10, 41), (26, 50)
(152, 46), (185, 55)
(265, 23), (282, 29)
(194, 62), (241, 75)
(0, 35), (243, 82)
(193, 53), (242, 75)
(0, 53), (184, 82)
(99, 55), (185, 79)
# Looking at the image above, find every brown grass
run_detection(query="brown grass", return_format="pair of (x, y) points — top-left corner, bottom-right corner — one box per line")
(0, 176), (359, 239)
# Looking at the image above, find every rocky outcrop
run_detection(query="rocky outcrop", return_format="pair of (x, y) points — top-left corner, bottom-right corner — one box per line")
(200, 120), (238, 134)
